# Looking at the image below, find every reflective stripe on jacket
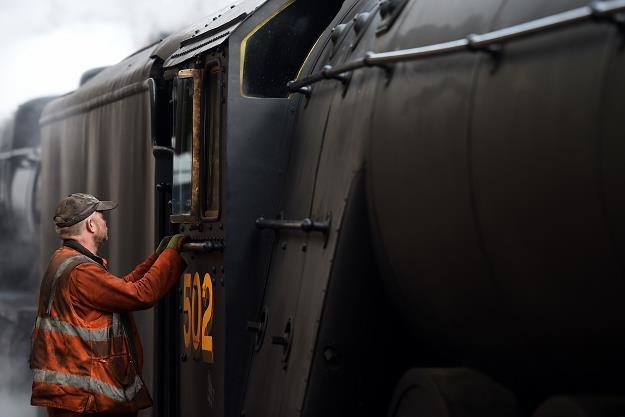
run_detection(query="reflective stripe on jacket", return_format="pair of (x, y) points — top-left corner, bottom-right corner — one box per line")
(31, 245), (185, 413)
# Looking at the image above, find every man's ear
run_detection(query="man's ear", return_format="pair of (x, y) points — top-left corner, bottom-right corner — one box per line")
(85, 217), (96, 233)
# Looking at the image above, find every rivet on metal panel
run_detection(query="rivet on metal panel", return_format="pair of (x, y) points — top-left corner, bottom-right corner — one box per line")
(353, 12), (371, 35)
(379, 0), (393, 18)
(321, 65), (351, 86)
(155, 182), (172, 192)
(323, 346), (340, 370)
(286, 82), (312, 98)
(376, 0), (408, 35)
(323, 347), (337, 363)
(331, 23), (347, 44)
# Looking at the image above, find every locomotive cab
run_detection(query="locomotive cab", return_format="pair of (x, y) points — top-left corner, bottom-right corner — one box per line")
(152, 0), (343, 415)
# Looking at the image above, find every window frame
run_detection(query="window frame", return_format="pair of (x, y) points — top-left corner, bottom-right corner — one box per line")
(170, 68), (202, 224)
(200, 60), (223, 221)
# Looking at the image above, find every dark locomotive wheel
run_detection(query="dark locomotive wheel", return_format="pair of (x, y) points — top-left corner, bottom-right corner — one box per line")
(386, 368), (520, 417)
(531, 396), (625, 417)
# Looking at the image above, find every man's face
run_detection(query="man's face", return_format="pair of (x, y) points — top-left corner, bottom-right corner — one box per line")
(93, 211), (109, 246)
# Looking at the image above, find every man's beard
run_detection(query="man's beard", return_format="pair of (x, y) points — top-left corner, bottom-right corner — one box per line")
(94, 228), (108, 248)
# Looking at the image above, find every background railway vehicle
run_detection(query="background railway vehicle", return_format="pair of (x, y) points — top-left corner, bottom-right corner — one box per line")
(0, 67), (108, 414)
(0, 96), (57, 403)
(33, 0), (625, 416)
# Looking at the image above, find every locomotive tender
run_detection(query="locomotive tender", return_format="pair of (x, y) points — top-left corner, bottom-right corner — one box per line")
(30, 0), (625, 416)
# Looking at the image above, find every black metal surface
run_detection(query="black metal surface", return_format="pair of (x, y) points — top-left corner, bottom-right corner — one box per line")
(465, 0), (625, 392)
(301, 173), (408, 417)
(288, 0), (625, 91)
(224, 2), (301, 413)
(364, 0), (625, 401)
(240, 48), (337, 417)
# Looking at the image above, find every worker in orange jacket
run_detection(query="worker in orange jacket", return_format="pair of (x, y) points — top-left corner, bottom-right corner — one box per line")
(30, 193), (187, 417)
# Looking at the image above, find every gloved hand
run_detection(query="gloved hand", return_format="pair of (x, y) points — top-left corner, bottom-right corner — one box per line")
(155, 236), (171, 255)
(166, 234), (187, 252)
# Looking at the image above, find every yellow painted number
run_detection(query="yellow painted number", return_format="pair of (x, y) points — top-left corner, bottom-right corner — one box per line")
(202, 273), (214, 363)
(182, 271), (215, 363)
(192, 272), (202, 350)
(182, 273), (191, 347)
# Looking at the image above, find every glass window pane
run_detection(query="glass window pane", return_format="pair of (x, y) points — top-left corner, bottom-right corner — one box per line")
(172, 77), (194, 215)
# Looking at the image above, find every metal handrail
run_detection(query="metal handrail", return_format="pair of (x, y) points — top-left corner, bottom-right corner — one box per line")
(287, 0), (625, 93)
(181, 241), (225, 253)
(255, 217), (330, 234)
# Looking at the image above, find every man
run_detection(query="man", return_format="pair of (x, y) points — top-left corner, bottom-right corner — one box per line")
(30, 193), (186, 417)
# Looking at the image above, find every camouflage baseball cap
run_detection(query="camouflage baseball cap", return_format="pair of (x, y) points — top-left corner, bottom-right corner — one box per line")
(53, 193), (117, 227)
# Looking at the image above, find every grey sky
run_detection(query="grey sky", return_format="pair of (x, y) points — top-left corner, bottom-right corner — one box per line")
(0, 0), (232, 121)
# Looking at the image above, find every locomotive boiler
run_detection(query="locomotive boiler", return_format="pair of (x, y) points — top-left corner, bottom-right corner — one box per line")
(30, 0), (625, 416)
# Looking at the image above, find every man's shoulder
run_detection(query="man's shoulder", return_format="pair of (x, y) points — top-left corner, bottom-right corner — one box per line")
(71, 259), (106, 275)
(46, 246), (87, 271)
(51, 245), (80, 259)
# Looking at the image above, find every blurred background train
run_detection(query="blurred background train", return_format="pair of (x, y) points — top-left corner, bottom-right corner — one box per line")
(2, 0), (625, 416)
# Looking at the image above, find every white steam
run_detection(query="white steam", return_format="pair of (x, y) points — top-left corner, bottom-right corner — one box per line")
(0, 0), (233, 118)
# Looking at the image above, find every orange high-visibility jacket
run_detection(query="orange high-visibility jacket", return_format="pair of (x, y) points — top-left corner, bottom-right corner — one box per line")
(30, 242), (185, 413)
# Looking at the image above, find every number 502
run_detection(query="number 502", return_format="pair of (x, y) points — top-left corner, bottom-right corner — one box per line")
(182, 272), (214, 363)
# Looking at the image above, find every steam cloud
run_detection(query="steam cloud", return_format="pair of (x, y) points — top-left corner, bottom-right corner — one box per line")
(0, 0), (233, 120)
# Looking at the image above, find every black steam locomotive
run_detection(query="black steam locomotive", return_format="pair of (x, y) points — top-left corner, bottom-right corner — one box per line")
(6, 0), (625, 416)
